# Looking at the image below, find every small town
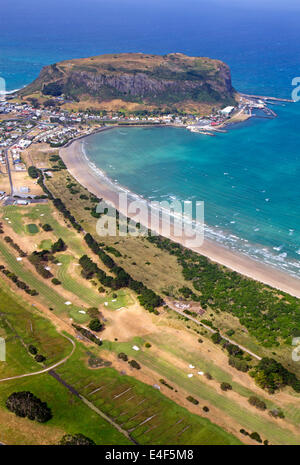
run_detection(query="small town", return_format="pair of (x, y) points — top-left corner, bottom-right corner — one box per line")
(0, 90), (285, 207)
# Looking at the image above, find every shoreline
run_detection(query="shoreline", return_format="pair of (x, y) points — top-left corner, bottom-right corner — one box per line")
(60, 134), (300, 299)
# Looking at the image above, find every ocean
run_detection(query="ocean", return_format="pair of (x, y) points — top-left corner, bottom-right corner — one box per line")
(1, 0), (300, 277)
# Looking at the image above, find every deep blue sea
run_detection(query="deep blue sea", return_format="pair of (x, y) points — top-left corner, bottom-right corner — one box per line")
(1, 0), (300, 276)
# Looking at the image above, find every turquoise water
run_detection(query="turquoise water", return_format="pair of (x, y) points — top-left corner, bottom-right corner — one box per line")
(84, 113), (300, 277)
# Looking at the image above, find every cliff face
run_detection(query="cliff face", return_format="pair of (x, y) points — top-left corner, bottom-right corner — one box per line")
(21, 53), (236, 110)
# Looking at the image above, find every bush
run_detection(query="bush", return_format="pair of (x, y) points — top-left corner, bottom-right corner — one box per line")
(220, 382), (232, 391)
(250, 432), (262, 443)
(211, 332), (223, 344)
(51, 278), (61, 285)
(186, 396), (199, 405)
(87, 307), (100, 318)
(248, 396), (267, 411)
(88, 318), (103, 332)
(145, 342), (151, 348)
(160, 379), (174, 390)
(118, 352), (128, 362)
(129, 360), (141, 370)
(59, 433), (95, 445)
(203, 406), (209, 412)
(269, 408), (285, 419)
(6, 392), (52, 423)
(240, 429), (249, 436)
(42, 224), (53, 232)
(205, 372), (213, 380)
(229, 356), (249, 372)
(28, 345), (37, 355)
(35, 354), (46, 363)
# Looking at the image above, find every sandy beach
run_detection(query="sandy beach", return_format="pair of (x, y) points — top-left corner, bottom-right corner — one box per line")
(60, 136), (300, 299)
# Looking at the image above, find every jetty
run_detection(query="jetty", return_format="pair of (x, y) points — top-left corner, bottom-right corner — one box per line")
(240, 93), (293, 103)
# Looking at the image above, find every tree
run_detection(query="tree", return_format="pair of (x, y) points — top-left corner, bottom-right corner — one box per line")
(42, 224), (53, 232)
(28, 166), (40, 179)
(59, 433), (95, 445)
(6, 392), (52, 423)
(35, 354), (46, 363)
(52, 278), (61, 285)
(51, 238), (66, 253)
(88, 318), (102, 332)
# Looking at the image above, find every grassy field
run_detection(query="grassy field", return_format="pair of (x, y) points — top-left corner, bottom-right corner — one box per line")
(0, 285), (71, 378)
(0, 280), (241, 445)
(0, 372), (131, 445)
(0, 239), (84, 315)
(101, 334), (300, 446)
(26, 224), (39, 234)
(55, 344), (242, 445)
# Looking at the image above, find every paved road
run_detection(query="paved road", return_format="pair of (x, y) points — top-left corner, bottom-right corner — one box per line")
(168, 303), (262, 361)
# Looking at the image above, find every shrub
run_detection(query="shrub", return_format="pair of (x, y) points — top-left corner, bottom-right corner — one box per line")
(28, 345), (37, 355)
(145, 342), (151, 348)
(51, 278), (61, 285)
(129, 360), (141, 370)
(159, 379), (174, 390)
(118, 353), (128, 362)
(35, 354), (46, 363)
(87, 307), (100, 318)
(205, 372), (213, 380)
(203, 406), (209, 412)
(229, 356), (249, 372)
(211, 332), (223, 344)
(6, 392), (52, 423)
(220, 382), (232, 391)
(59, 433), (95, 445)
(269, 408), (285, 419)
(240, 429), (249, 436)
(88, 318), (103, 332)
(186, 396), (199, 405)
(42, 224), (53, 231)
(250, 432), (262, 443)
(248, 396), (267, 411)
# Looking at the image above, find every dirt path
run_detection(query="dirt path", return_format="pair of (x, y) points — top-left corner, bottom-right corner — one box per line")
(167, 303), (262, 360)
(0, 334), (75, 383)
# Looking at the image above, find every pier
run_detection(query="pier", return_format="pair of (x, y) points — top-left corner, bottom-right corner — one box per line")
(241, 93), (294, 103)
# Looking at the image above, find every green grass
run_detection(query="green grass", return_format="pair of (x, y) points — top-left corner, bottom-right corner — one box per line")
(0, 372), (131, 445)
(25, 204), (86, 255)
(103, 289), (134, 311)
(38, 239), (53, 250)
(0, 239), (83, 315)
(57, 254), (103, 308)
(2, 207), (25, 234)
(0, 285), (70, 378)
(101, 337), (300, 445)
(26, 223), (39, 234)
(55, 344), (242, 445)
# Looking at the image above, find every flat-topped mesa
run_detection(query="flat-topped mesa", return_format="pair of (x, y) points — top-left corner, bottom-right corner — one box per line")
(20, 53), (237, 113)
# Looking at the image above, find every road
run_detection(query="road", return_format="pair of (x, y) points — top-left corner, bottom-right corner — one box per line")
(167, 303), (262, 361)
(3, 129), (32, 196)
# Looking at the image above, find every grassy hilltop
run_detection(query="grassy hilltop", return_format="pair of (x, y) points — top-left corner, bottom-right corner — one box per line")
(20, 53), (237, 113)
